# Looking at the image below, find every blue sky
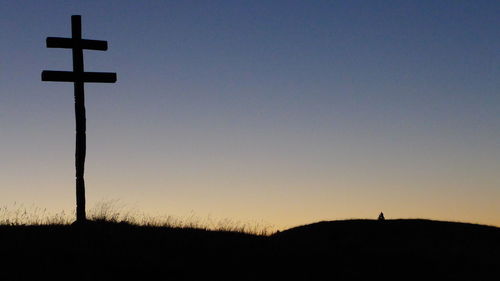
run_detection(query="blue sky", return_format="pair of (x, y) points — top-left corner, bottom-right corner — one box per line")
(1, 1), (499, 228)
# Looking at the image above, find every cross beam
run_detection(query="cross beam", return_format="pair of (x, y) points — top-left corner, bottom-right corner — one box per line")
(42, 71), (117, 83)
(46, 37), (108, 50)
(42, 16), (117, 84)
(41, 15), (117, 223)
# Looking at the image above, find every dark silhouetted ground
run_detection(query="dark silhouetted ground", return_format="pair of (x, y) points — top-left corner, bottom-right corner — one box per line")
(1, 219), (499, 280)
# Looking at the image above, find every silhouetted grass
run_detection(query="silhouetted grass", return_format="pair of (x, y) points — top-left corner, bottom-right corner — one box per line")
(0, 202), (72, 225)
(0, 200), (273, 235)
(1, 203), (499, 280)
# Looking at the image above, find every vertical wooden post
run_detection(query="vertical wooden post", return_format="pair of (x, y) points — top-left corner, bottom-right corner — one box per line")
(72, 16), (87, 222)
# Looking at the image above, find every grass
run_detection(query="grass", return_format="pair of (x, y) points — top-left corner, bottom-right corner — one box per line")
(0, 200), (273, 235)
(0, 202), (72, 225)
(0, 206), (498, 280)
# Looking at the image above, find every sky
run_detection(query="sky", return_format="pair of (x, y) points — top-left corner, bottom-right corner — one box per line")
(0, 0), (499, 229)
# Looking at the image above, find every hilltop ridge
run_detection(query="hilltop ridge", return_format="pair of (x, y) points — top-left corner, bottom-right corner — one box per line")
(0, 219), (498, 280)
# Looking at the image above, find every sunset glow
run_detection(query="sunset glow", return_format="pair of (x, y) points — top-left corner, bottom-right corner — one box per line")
(1, 1), (499, 230)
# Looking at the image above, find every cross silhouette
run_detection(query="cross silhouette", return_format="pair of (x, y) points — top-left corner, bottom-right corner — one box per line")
(42, 15), (117, 223)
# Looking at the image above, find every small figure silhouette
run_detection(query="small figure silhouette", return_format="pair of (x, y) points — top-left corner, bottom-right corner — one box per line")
(378, 212), (385, 221)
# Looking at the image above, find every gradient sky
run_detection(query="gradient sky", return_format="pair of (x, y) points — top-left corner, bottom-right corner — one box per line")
(1, 0), (499, 229)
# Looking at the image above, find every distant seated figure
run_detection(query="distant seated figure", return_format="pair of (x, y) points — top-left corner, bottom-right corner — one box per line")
(378, 212), (385, 221)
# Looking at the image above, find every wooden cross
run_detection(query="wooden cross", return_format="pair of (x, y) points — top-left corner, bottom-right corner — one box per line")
(42, 15), (117, 223)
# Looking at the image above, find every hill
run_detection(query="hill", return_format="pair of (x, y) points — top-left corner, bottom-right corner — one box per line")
(1, 219), (499, 280)
(272, 219), (500, 280)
